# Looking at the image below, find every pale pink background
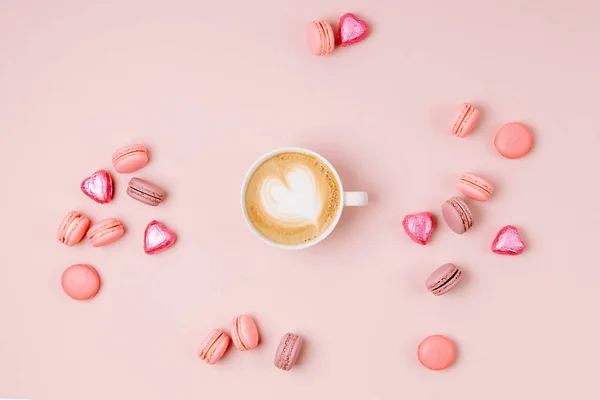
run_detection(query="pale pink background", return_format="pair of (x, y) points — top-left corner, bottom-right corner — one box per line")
(1, 1), (599, 399)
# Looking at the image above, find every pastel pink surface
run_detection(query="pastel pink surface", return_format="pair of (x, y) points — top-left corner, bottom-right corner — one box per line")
(80, 169), (113, 204)
(274, 333), (302, 371)
(231, 315), (259, 351)
(144, 220), (176, 254)
(492, 225), (525, 255)
(2, 2), (600, 399)
(87, 218), (125, 247)
(306, 21), (334, 56)
(494, 122), (533, 159)
(402, 212), (434, 245)
(418, 335), (455, 370)
(457, 172), (494, 202)
(426, 263), (462, 295)
(198, 329), (230, 365)
(57, 211), (90, 246)
(338, 13), (369, 47)
(112, 144), (149, 173)
(61, 264), (100, 301)
(450, 103), (480, 137)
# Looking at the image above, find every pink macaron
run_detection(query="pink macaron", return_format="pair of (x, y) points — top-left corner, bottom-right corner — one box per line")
(274, 333), (303, 371)
(112, 144), (149, 173)
(418, 335), (456, 370)
(231, 315), (260, 351)
(61, 264), (101, 300)
(307, 20), (335, 56)
(442, 197), (473, 234)
(457, 172), (494, 202)
(87, 218), (125, 247)
(426, 263), (463, 296)
(450, 103), (480, 138)
(494, 122), (532, 159)
(127, 177), (166, 206)
(57, 211), (90, 246)
(198, 329), (231, 365)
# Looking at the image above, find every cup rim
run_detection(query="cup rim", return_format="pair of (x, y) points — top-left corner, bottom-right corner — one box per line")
(240, 147), (345, 250)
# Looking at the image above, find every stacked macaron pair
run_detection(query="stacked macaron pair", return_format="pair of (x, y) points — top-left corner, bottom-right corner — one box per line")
(307, 13), (369, 56)
(198, 316), (303, 371)
(449, 102), (533, 160)
(58, 144), (177, 301)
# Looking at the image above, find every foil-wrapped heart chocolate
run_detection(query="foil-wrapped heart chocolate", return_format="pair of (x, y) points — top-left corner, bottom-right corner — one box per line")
(144, 220), (177, 255)
(492, 225), (525, 255)
(81, 169), (113, 204)
(338, 13), (369, 47)
(402, 212), (435, 245)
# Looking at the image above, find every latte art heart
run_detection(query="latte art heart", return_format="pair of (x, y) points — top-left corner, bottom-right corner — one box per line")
(244, 151), (341, 246)
(260, 166), (322, 226)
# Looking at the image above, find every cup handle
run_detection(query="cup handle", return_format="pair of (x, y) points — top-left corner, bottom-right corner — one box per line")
(344, 192), (368, 206)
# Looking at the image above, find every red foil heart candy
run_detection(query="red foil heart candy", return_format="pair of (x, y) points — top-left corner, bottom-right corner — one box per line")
(492, 225), (525, 255)
(339, 13), (369, 47)
(144, 220), (177, 255)
(81, 170), (113, 204)
(402, 212), (435, 245)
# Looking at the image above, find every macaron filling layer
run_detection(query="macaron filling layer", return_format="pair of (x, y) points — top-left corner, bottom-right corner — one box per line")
(459, 177), (492, 196)
(128, 185), (162, 200)
(88, 221), (123, 241)
(449, 198), (472, 230)
(431, 269), (460, 291)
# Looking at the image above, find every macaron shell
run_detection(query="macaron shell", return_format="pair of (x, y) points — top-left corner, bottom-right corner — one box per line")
(112, 144), (149, 173)
(442, 197), (473, 234)
(426, 263), (463, 295)
(494, 122), (532, 159)
(451, 103), (480, 138)
(87, 218), (125, 247)
(274, 333), (302, 371)
(57, 211), (90, 246)
(231, 315), (259, 351)
(457, 173), (494, 202)
(418, 335), (455, 370)
(127, 177), (166, 206)
(307, 21), (334, 56)
(198, 329), (230, 365)
(61, 264), (100, 300)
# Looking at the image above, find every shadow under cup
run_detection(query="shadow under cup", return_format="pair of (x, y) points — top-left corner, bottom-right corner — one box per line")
(241, 147), (368, 250)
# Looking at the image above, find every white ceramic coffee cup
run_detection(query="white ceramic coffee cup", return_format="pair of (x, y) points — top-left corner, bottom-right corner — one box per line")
(241, 147), (368, 250)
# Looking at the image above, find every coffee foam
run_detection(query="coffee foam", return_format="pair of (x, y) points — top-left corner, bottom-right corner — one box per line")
(245, 152), (341, 246)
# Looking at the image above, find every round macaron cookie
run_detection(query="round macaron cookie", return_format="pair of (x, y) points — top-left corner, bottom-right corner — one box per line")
(494, 122), (532, 159)
(307, 20), (335, 56)
(61, 264), (101, 300)
(57, 211), (90, 246)
(231, 315), (259, 351)
(426, 263), (463, 296)
(457, 172), (494, 202)
(127, 177), (166, 206)
(442, 197), (473, 234)
(450, 103), (480, 138)
(418, 335), (456, 371)
(274, 333), (303, 371)
(112, 144), (149, 173)
(87, 218), (125, 247)
(198, 329), (231, 365)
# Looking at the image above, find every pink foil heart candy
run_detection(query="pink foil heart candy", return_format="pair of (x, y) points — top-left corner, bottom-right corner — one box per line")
(81, 170), (113, 204)
(492, 225), (525, 255)
(144, 220), (177, 255)
(338, 13), (369, 47)
(402, 212), (435, 245)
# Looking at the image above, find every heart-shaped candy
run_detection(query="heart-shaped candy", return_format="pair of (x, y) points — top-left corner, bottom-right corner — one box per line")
(492, 225), (525, 255)
(144, 220), (177, 255)
(402, 212), (435, 245)
(81, 170), (113, 204)
(339, 13), (369, 47)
